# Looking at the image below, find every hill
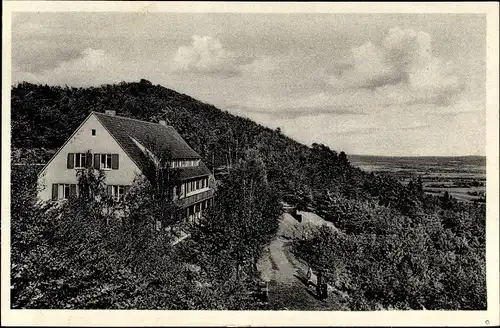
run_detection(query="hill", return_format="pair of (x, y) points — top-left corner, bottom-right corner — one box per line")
(11, 79), (371, 203)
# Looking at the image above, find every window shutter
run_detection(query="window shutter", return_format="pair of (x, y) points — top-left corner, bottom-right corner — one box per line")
(52, 184), (58, 200)
(70, 184), (77, 197)
(94, 154), (100, 169)
(67, 153), (74, 169)
(111, 154), (119, 169)
(107, 185), (113, 195)
(86, 153), (93, 168)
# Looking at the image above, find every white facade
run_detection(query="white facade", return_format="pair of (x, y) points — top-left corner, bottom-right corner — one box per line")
(37, 113), (142, 201)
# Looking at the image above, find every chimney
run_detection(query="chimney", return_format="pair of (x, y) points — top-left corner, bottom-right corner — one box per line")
(105, 110), (116, 116)
(159, 120), (167, 126)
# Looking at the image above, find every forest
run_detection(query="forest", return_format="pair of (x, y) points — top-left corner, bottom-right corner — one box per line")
(10, 80), (486, 310)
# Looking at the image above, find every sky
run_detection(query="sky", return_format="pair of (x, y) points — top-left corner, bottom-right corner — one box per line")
(11, 12), (486, 156)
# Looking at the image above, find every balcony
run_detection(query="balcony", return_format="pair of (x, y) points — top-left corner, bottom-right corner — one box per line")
(176, 189), (214, 208)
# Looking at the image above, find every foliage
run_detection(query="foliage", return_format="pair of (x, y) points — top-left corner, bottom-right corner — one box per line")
(183, 150), (282, 284)
(10, 80), (486, 310)
(10, 162), (263, 309)
(294, 196), (486, 310)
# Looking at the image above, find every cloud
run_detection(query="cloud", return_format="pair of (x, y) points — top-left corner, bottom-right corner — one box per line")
(228, 104), (365, 119)
(239, 56), (282, 76)
(172, 35), (244, 77)
(239, 55), (298, 77)
(12, 48), (161, 86)
(231, 104), (484, 156)
(328, 27), (464, 107)
(14, 48), (112, 85)
(13, 40), (85, 73)
(171, 37), (326, 80)
(220, 28), (469, 117)
(230, 91), (374, 117)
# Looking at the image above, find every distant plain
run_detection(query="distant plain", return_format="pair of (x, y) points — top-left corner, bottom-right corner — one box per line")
(350, 155), (486, 203)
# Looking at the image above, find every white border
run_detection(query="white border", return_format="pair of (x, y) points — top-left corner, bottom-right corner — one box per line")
(2, 2), (499, 327)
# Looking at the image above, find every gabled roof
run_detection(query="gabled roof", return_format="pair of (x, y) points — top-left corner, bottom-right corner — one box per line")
(93, 111), (211, 180)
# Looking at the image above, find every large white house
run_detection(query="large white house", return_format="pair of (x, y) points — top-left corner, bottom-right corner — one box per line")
(37, 110), (214, 222)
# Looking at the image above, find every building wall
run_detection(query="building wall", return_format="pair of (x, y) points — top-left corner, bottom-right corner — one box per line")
(37, 114), (142, 201)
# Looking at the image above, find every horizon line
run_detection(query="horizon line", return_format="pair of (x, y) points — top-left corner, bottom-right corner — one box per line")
(348, 153), (486, 158)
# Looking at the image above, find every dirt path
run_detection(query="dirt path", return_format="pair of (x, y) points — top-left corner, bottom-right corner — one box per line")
(257, 211), (343, 310)
(261, 237), (297, 283)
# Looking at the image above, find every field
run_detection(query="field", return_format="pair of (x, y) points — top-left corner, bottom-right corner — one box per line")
(350, 155), (486, 203)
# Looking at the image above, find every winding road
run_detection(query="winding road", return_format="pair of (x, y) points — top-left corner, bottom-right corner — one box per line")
(257, 211), (343, 310)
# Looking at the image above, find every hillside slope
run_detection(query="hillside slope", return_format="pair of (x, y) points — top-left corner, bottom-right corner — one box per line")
(11, 79), (371, 202)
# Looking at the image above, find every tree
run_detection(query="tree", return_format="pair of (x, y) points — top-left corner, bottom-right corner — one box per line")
(188, 149), (282, 282)
(293, 195), (486, 310)
(134, 140), (182, 225)
(11, 163), (189, 309)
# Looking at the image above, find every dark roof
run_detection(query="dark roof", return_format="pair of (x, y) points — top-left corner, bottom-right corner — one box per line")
(94, 111), (211, 180)
(177, 161), (212, 180)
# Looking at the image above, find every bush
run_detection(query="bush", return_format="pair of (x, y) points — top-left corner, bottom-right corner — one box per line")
(293, 205), (486, 310)
(11, 156), (278, 309)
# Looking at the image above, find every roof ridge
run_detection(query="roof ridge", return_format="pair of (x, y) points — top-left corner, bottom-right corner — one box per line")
(92, 111), (174, 128)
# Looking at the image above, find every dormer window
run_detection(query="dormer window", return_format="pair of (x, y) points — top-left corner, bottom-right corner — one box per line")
(170, 159), (200, 168)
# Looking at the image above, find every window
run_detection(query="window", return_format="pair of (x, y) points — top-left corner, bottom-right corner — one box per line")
(92, 129), (96, 136)
(113, 185), (124, 201)
(108, 185), (129, 201)
(52, 183), (77, 200)
(171, 159), (201, 168)
(101, 154), (112, 169)
(92, 153), (118, 170)
(63, 184), (69, 199)
(183, 178), (210, 195)
(67, 153), (92, 169)
(74, 153), (88, 169)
